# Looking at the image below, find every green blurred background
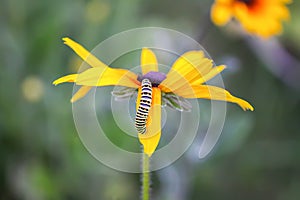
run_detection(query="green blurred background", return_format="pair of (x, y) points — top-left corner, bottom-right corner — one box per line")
(1, 0), (300, 199)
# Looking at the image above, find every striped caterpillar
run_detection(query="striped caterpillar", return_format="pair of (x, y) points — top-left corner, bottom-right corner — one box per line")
(135, 79), (152, 134)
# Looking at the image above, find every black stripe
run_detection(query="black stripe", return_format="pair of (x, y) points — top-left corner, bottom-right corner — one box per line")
(141, 92), (152, 96)
(135, 121), (147, 126)
(136, 114), (147, 118)
(135, 123), (146, 126)
(142, 87), (152, 91)
(141, 96), (152, 100)
(135, 118), (146, 122)
(136, 118), (146, 122)
(136, 126), (145, 130)
(138, 109), (148, 114)
(136, 112), (147, 117)
(139, 103), (151, 108)
(136, 112), (146, 116)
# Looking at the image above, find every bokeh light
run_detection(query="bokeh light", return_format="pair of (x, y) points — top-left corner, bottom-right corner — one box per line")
(21, 76), (44, 103)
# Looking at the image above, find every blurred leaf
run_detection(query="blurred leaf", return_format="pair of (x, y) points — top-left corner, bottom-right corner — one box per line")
(162, 92), (192, 112)
(111, 86), (137, 101)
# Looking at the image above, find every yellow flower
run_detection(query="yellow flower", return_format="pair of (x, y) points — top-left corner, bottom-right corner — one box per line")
(53, 37), (254, 157)
(211, 0), (292, 38)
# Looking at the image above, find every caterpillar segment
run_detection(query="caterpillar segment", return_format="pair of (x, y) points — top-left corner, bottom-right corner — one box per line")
(135, 79), (152, 134)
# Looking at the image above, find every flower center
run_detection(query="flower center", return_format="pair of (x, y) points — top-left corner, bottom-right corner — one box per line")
(137, 71), (167, 87)
(237, 0), (255, 6)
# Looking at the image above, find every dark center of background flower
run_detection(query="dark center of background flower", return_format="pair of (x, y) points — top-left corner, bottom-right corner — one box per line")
(137, 71), (167, 87)
(237, 0), (255, 6)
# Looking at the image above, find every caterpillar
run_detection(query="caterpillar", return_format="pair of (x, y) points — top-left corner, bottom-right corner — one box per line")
(135, 79), (152, 134)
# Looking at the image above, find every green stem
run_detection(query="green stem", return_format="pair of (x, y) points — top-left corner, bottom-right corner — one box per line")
(142, 153), (150, 200)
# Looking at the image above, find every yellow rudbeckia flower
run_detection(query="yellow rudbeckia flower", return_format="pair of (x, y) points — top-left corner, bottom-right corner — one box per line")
(53, 37), (254, 157)
(211, 0), (292, 38)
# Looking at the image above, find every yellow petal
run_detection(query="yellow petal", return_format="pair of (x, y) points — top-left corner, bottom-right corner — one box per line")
(76, 67), (140, 88)
(191, 65), (226, 85)
(141, 48), (158, 75)
(211, 3), (232, 26)
(174, 85), (254, 111)
(71, 86), (92, 103)
(160, 51), (213, 92)
(271, 4), (290, 20)
(137, 88), (162, 156)
(63, 37), (108, 69)
(52, 74), (78, 85)
(215, 0), (232, 3)
(174, 65), (226, 93)
(167, 51), (207, 76)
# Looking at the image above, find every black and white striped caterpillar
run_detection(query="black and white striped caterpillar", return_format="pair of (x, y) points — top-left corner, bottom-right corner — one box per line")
(135, 79), (152, 134)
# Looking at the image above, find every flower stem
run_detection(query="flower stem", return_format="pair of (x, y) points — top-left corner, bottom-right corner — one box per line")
(142, 153), (150, 200)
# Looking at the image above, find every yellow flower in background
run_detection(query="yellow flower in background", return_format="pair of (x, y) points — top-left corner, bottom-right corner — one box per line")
(211, 0), (292, 38)
(53, 37), (254, 157)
